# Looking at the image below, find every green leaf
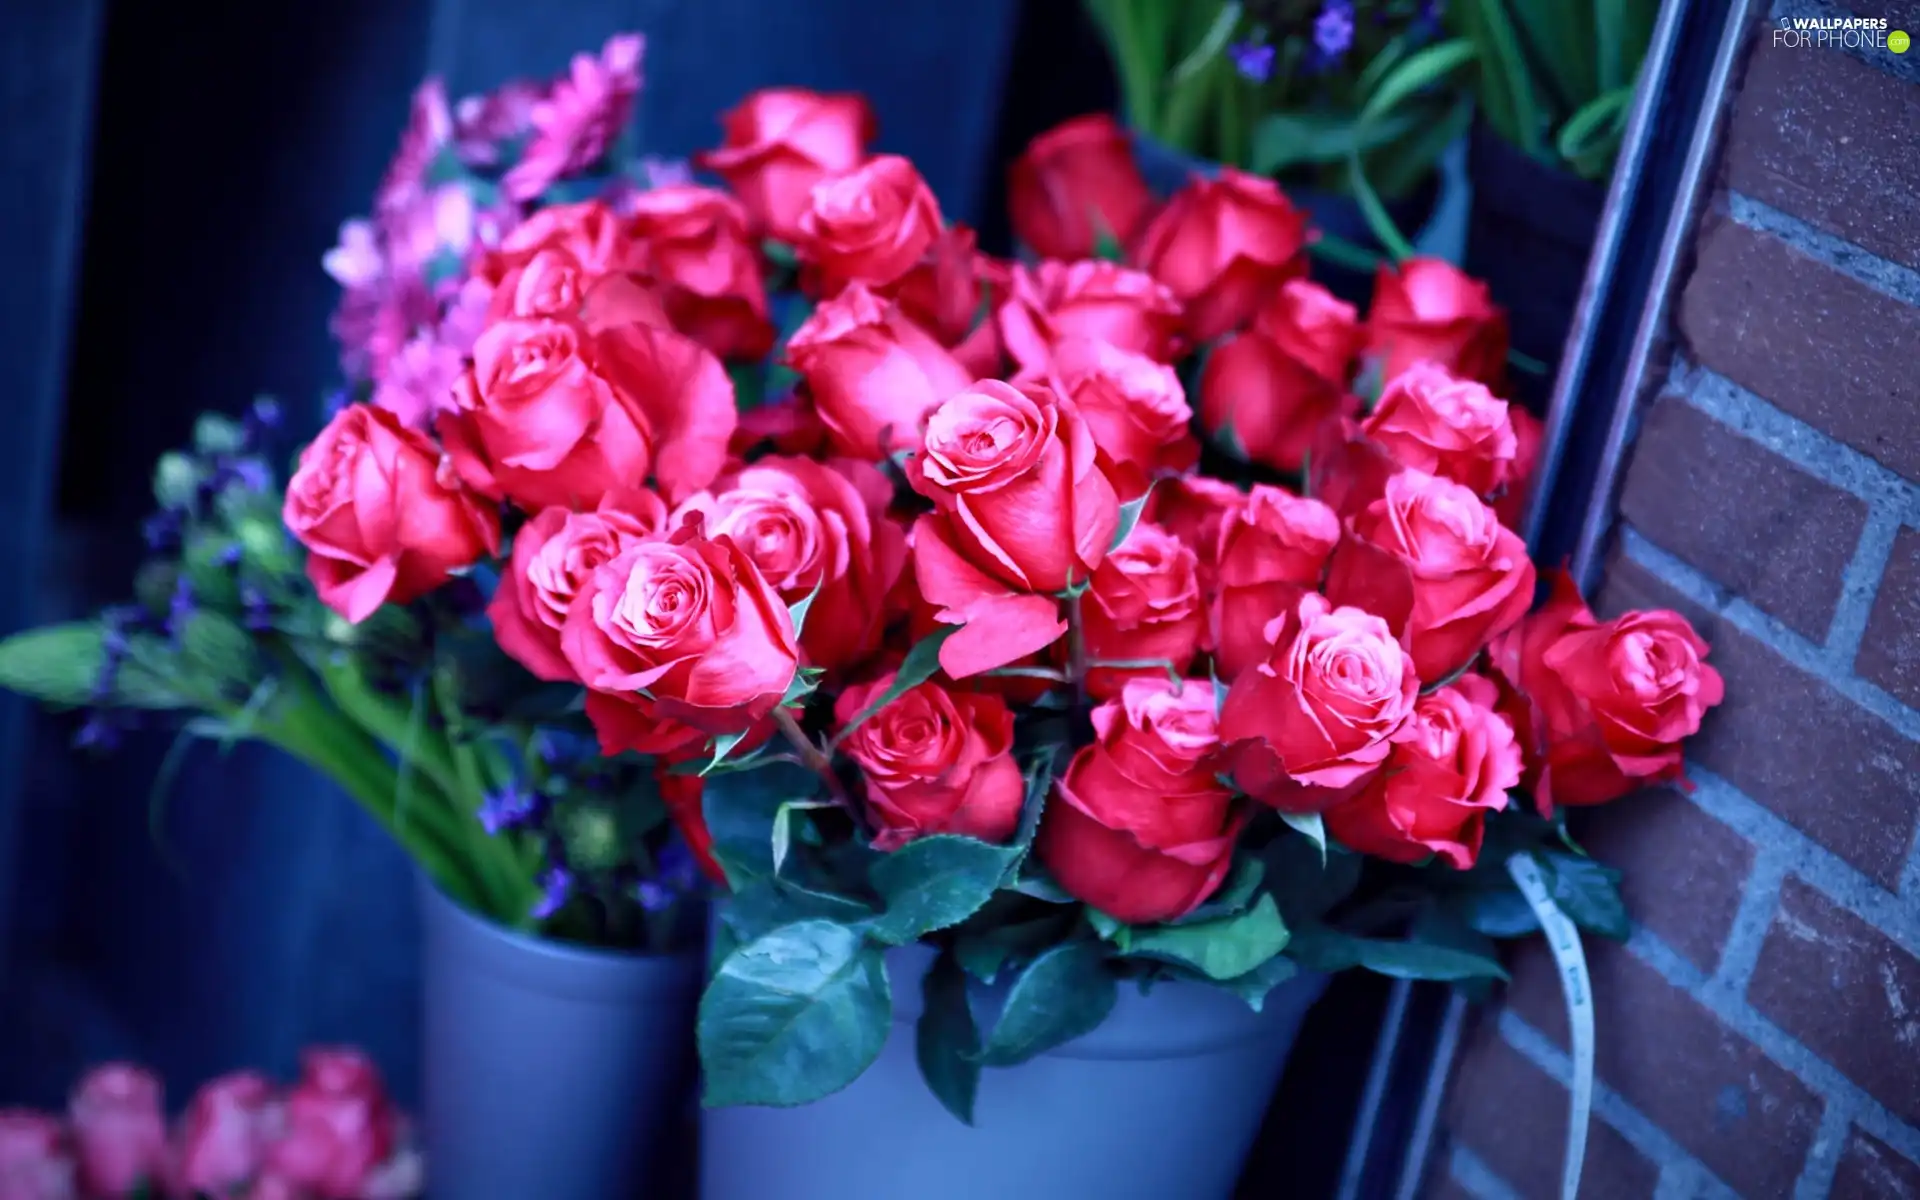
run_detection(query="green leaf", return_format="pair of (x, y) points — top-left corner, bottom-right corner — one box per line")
(1458, 0), (1548, 156)
(1090, 215), (1127, 263)
(0, 623), (108, 707)
(952, 910), (1080, 984)
(1288, 925), (1509, 982)
(698, 920), (892, 1108)
(719, 879), (876, 960)
(1127, 894), (1290, 980)
(1217, 952), (1301, 1011)
(762, 238), (799, 270)
(1249, 108), (1424, 175)
(1539, 849), (1632, 941)
(915, 952), (982, 1125)
(771, 799), (836, 873)
(1167, 1), (1243, 85)
(728, 361), (766, 412)
(1452, 884), (1542, 938)
(1169, 852), (1265, 925)
(701, 762), (822, 885)
(1264, 840), (1363, 927)
(1110, 486), (1155, 553)
(831, 625), (959, 747)
(977, 940), (1116, 1067)
(1279, 811), (1327, 861)
(1086, 907), (1130, 947)
(152, 452), (202, 510)
(869, 835), (1017, 945)
(786, 579), (824, 642)
(700, 728), (752, 777)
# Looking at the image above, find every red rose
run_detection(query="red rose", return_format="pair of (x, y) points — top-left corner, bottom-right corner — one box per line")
(1201, 327), (1356, 473)
(1368, 257), (1509, 389)
(1490, 571), (1725, 809)
(488, 489), (669, 681)
(1325, 468), (1536, 682)
(657, 769), (728, 885)
(1494, 406), (1544, 530)
(562, 527), (800, 757)
(0, 1110), (71, 1199)
(176, 1072), (278, 1199)
(1007, 113), (1155, 261)
(1220, 592), (1419, 813)
(1252, 279), (1365, 385)
(1132, 167), (1310, 343)
(1026, 336), (1196, 500)
(1361, 362), (1519, 497)
(785, 282), (973, 459)
(626, 184), (775, 361)
(285, 403), (500, 624)
(1210, 485), (1342, 681)
(1145, 475), (1245, 587)
(797, 154), (943, 291)
(439, 313), (735, 509)
(998, 259), (1184, 371)
(672, 456), (908, 672)
(1038, 678), (1245, 924)
(475, 200), (640, 290)
(879, 223), (1008, 377)
(1324, 674), (1521, 869)
(68, 1064), (167, 1199)
(908, 380), (1120, 678)
(697, 87), (877, 242)
(263, 1048), (397, 1200)
(834, 673), (1025, 850)
(1082, 522), (1205, 700)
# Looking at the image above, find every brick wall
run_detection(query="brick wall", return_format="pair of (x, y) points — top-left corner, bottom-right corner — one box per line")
(1433, 9), (1920, 1199)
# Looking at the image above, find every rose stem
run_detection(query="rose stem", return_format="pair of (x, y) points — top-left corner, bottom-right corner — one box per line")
(773, 705), (853, 808)
(1065, 589), (1090, 708)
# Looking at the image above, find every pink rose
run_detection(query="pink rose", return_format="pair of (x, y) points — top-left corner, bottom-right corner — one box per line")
(1144, 475), (1246, 588)
(1006, 113), (1156, 261)
(1368, 257), (1509, 390)
(1200, 326), (1357, 474)
(626, 184), (775, 361)
(878, 224), (1009, 377)
(1082, 522), (1206, 700)
(1025, 336), (1196, 501)
(785, 283), (973, 460)
(68, 1064), (167, 1199)
(488, 489), (669, 681)
(1132, 168), (1311, 343)
(1325, 468), (1537, 682)
(834, 673), (1025, 850)
(284, 403), (500, 624)
(1219, 593), (1420, 813)
(1361, 362), (1519, 497)
(1251, 279), (1365, 385)
(697, 88), (877, 242)
(908, 380), (1120, 679)
(798, 154), (944, 292)
(1210, 486), (1342, 681)
(263, 1049), (395, 1200)
(998, 259), (1184, 371)
(175, 1072), (280, 1200)
(562, 527), (800, 757)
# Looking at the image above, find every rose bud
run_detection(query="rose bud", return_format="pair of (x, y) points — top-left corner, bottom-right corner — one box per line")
(1133, 167), (1311, 343)
(562, 527), (800, 758)
(834, 672), (1025, 850)
(68, 1064), (168, 1199)
(263, 1049), (397, 1200)
(1252, 279), (1365, 385)
(488, 489), (669, 682)
(1082, 523), (1206, 700)
(908, 380), (1120, 679)
(1220, 593), (1419, 813)
(1007, 113), (1155, 261)
(474, 199), (642, 292)
(656, 769), (728, 885)
(1210, 486), (1342, 681)
(697, 87), (878, 242)
(285, 403), (500, 624)
(879, 224), (1008, 377)
(1494, 405), (1544, 530)
(1201, 327), (1357, 474)
(1325, 468), (1537, 682)
(176, 1072), (280, 1200)
(626, 184), (775, 361)
(1038, 678), (1246, 924)
(1368, 257), (1510, 390)
(0, 1110), (74, 1199)
(785, 282), (973, 460)
(797, 154), (943, 292)
(998, 259), (1185, 371)
(1490, 571), (1724, 810)
(1362, 362), (1519, 497)
(1144, 475), (1246, 589)
(1027, 336), (1197, 500)
(1324, 674), (1521, 868)
(672, 457), (908, 672)
(438, 313), (736, 510)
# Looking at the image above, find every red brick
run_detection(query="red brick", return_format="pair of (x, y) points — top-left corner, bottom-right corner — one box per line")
(1598, 556), (1920, 888)
(1618, 395), (1866, 639)
(1572, 789), (1754, 973)
(1860, 526), (1920, 710)
(1748, 879), (1920, 1126)
(1508, 939), (1821, 1198)
(1725, 36), (1920, 272)
(1444, 1019), (1660, 1199)
(1679, 214), (1920, 485)
(1834, 1129), (1920, 1200)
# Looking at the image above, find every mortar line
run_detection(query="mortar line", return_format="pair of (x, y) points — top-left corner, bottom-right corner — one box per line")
(1794, 1100), (1858, 1200)
(1714, 848), (1790, 993)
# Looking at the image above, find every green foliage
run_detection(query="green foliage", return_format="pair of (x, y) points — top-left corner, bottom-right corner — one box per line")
(976, 940), (1117, 1067)
(700, 761), (825, 887)
(869, 835), (1021, 946)
(831, 625), (958, 746)
(0, 624), (111, 707)
(915, 952), (983, 1124)
(1287, 922), (1509, 981)
(1126, 894), (1291, 980)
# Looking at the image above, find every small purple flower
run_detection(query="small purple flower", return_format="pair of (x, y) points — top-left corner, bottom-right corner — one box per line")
(322, 389), (352, 419)
(1314, 0), (1355, 64)
(167, 577), (196, 640)
(142, 511), (182, 553)
(226, 459), (272, 494)
(241, 585), (274, 633)
(478, 781), (540, 835)
(216, 543), (245, 568)
(73, 713), (120, 752)
(634, 879), (675, 913)
(640, 155), (693, 190)
(531, 865), (573, 920)
(100, 610), (132, 659)
(1228, 40), (1277, 83)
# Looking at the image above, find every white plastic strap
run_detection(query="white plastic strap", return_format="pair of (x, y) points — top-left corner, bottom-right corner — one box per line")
(1507, 851), (1594, 1200)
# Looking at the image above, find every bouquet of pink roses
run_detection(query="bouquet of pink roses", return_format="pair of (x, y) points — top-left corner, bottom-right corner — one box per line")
(0, 1048), (420, 1200)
